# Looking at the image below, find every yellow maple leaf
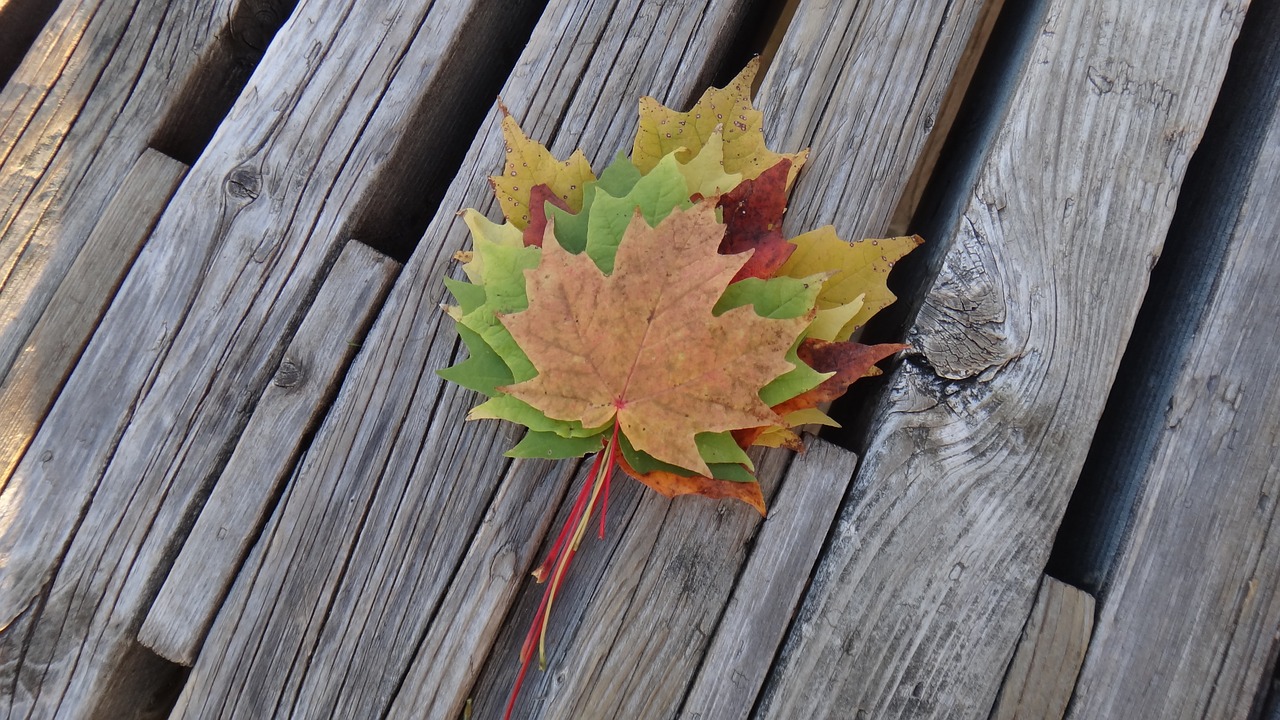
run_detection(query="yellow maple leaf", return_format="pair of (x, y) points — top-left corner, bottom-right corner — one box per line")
(779, 228), (923, 339)
(675, 127), (742, 198)
(632, 57), (807, 188)
(498, 201), (808, 476)
(489, 112), (594, 229)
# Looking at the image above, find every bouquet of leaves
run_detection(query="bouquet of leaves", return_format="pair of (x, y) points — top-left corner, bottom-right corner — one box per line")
(438, 59), (920, 716)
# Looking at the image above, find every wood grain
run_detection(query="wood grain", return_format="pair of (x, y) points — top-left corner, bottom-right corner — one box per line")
(680, 441), (855, 720)
(0, 0), (543, 716)
(1066, 49), (1280, 719)
(758, 0), (993, 241)
(0, 0), (286, 382)
(0, 149), (186, 490)
(755, 2), (1249, 717)
(170, 3), (762, 717)
(138, 240), (398, 665)
(990, 576), (1093, 720)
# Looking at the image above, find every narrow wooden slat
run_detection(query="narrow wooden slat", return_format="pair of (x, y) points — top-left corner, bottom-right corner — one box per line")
(756, 2), (1248, 717)
(1066, 51), (1280, 719)
(990, 577), (1093, 720)
(758, 0), (991, 240)
(0, 1), (543, 716)
(0, 0), (289, 382)
(170, 4), (759, 717)
(138, 240), (398, 665)
(680, 441), (854, 720)
(0, 149), (186, 488)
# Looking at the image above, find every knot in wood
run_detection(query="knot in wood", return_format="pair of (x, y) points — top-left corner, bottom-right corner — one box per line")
(225, 165), (261, 199)
(274, 358), (304, 387)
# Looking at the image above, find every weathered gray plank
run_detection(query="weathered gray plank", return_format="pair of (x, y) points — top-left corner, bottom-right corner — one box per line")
(756, 2), (1248, 717)
(0, 0), (543, 716)
(990, 577), (1093, 720)
(0, 0), (289, 384)
(0, 148), (186, 490)
(758, 0), (989, 240)
(170, 3), (760, 717)
(1066, 53), (1280, 719)
(137, 239), (398, 665)
(679, 441), (854, 720)
(1048, 0), (1280, 597)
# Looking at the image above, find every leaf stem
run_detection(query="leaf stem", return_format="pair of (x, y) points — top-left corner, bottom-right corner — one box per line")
(504, 424), (619, 720)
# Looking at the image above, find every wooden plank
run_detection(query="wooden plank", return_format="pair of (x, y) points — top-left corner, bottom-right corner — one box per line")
(1066, 42), (1280, 719)
(169, 4), (760, 717)
(1048, 0), (1280, 597)
(0, 0), (288, 382)
(0, 1), (545, 716)
(990, 577), (1093, 720)
(679, 441), (854, 720)
(758, 0), (992, 240)
(0, 148), (186, 490)
(137, 240), (398, 665)
(755, 2), (1248, 717)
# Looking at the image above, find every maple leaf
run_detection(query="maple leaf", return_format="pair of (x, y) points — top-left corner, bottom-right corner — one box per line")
(779, 229), (923, 339)
(490, 111), (595, 229)
(498, 201), (808, 476)
(631, 57), (807, 187)
(733, 340), (906, 449)
(617, 454), (767, 516)
(675, 127), (742, 199)
(717, 158), (796, 281)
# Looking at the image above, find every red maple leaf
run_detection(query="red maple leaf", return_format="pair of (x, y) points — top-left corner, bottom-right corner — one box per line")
(717, 158), (795, 281)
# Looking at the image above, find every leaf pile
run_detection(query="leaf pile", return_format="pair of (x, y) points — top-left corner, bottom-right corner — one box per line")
(437, 58), (921, 717)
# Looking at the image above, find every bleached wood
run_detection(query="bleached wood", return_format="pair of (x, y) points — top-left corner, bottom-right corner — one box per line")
(171, 4), (760, 718)
(1066, 67), (1280, 720)
(138, 240), (397, 665)
(680, 441), (855, 720)
(990, 577), (1093, 720)
(0, 149), (185, 489)
(0, 0), (283, 382)
(757, 2), (1248, 717)
(0, 0), (544, 716)
(758, 0), (994, 241)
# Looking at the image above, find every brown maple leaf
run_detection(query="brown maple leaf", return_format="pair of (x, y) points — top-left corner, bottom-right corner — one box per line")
(498, 201), (809, 476)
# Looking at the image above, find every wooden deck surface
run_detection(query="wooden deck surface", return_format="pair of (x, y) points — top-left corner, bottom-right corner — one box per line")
(1, 0), (1277, 718)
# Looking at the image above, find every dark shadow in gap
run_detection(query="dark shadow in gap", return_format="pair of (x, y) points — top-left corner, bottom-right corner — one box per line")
(341, 1), (549, 263)
(0, 0), (60, 88)
(1046, 0), (1280, 598)
(821, 0), (1051, 454)
(150, 0), (300, 165)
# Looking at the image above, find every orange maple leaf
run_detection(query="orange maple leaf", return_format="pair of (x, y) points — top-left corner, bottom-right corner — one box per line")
(498, 201), (809, 477)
